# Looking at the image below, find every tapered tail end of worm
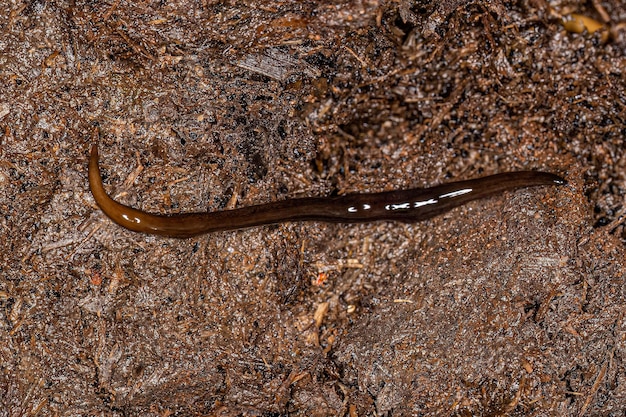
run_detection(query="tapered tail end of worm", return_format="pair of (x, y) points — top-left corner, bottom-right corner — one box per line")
(512, 171), (567, 187)
(538, 172), (567, 186)
(545, 173), (567, 186)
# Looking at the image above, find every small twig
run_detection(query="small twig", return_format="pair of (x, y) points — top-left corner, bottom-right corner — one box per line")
(122, 148), (144, 189)
(579, 347), (614, 416)
(344, 45), (367, 68)
(66, 224), (102, 261)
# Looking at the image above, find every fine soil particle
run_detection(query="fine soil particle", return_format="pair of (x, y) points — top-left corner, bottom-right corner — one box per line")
(1, 1), (625, 416)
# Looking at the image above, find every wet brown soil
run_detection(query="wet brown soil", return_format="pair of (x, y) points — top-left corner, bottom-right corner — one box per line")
(1, 1), (625, 415)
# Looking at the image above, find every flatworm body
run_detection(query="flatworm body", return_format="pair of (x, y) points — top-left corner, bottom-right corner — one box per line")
(89, 144), (565, 238)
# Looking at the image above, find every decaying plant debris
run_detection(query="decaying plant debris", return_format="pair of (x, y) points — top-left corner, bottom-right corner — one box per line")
(0, 0), (625, 415)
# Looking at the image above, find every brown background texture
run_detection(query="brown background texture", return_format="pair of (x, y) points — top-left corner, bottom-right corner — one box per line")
(1, 0), (625, 416)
